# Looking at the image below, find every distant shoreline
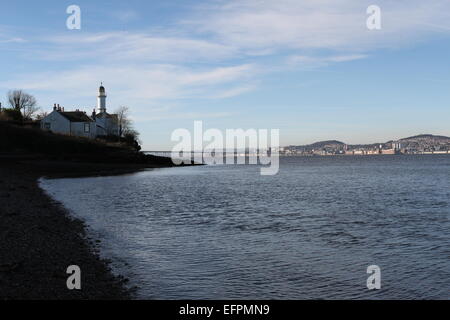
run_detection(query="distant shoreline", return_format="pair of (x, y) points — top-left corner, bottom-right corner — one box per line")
(279, 152), (450, 157)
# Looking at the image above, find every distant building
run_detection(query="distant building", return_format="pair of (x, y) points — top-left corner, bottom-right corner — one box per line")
(381, 149), (396, 155)
(392, 141), (402, 151)
(40, 84), (119, 138)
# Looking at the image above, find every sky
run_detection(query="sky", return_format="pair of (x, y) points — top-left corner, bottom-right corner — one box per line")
(0, 0), (450, 150)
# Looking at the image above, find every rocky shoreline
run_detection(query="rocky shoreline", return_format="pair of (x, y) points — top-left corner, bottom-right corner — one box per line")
(0, 157), (177, 300)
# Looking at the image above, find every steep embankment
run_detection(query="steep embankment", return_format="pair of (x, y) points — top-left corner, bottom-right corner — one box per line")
(0, 121), (175, 168)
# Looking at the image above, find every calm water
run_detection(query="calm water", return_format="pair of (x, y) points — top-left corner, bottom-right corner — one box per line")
(40, 155), (450, 299)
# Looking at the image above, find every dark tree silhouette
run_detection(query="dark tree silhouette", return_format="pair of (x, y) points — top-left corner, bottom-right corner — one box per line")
(8, 90), (39, 119)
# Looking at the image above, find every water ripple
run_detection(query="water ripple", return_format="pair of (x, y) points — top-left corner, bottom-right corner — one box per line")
(40, 155), (450, 299)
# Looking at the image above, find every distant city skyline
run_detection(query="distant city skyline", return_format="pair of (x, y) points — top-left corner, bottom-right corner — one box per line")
(1, 0), (450, 150)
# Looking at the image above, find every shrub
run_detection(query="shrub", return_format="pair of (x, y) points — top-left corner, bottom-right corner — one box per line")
(0, 108), (23, 122)
(124, 132), (141, 152)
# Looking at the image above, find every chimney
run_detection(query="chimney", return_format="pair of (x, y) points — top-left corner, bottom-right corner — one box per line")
(62, 107), (65, 112)
(92, 108), (96, 118)
(53, 103), (57, 111)
(57, 104), (60, 111)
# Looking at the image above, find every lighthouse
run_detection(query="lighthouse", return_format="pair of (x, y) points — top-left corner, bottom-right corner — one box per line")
(97, 82), (107, 113)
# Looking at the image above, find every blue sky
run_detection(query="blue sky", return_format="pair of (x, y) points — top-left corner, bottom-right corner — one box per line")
(1, 0), (450, 150)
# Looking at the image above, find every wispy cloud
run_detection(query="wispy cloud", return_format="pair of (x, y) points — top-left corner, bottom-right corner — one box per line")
(135, 111), (235, 122)
(0, 25), (27, 44)
(0, 37), (26, 43)
(288, 54), (368, 68)
(0, 63), (257, 108)
(40, 32), (238, 63)
(185, 0), (450, 52)
(210, 85), (256, 99)
(8, 0), (450, 76)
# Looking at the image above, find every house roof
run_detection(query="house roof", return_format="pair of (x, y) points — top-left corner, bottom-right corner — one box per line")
(59, 111), (93, 122)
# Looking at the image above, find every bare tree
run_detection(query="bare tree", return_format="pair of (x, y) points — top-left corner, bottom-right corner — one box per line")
(8, 90), (39, 119)
(115, 106), (132, 137)
(24, 104), (41, 120)
(35, 111), (48, 120)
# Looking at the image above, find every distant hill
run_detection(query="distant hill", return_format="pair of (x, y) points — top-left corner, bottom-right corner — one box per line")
(399, 134), (450, 141)
(394, 134), (450, 151)
(307, 140), (345, 148)
(284, 134), (450, 153)
(286, 140), (345, 152)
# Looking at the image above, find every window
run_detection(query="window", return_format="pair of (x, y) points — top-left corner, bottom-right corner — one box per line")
(84, 123), (90, 133)
(44, 123), (51, 129)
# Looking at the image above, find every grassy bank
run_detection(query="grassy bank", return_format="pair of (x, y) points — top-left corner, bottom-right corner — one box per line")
(0, 121), (177, 166)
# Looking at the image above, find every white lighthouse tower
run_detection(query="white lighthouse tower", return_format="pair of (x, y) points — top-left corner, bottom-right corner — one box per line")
(97, 82), (107, 113)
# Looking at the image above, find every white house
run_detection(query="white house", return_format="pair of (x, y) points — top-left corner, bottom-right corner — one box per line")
(40, 108), (96, 138)
(40, 84), (119, 138)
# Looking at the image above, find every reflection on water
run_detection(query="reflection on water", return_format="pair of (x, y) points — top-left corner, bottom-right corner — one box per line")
(40, 155), (450, 299)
